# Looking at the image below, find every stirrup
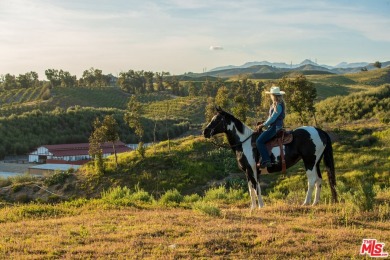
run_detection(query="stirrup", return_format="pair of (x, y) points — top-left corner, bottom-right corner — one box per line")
(258, 161), (271, 169)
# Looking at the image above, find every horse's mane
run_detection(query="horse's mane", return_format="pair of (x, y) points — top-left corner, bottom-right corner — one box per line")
(219, 110), (246, 134)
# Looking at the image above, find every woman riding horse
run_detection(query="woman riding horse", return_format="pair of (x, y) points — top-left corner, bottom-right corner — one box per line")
(203, 106), (338, 209)
(256, 86), (286, 168)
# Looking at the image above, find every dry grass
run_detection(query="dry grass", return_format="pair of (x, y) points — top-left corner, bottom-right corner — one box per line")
(0, 201), (388, 259)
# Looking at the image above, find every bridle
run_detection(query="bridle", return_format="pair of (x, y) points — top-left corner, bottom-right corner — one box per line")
(206, 113), (254, 149)
(207, 114), (227, 136)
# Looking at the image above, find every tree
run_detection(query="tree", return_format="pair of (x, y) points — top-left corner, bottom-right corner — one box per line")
(253, 81), (265, 116)
(89, 115), (120, 170)
(144, 71), (155, 92)
(89, 118), (105, 174)
(59, 70), (77, 87)
(373, 61), (382, 69)
(124, 96), (145, 157)
(231, 95), (249, 123)
(279, 74), (317, 125)
(102, 115), (120, 167)
(215, 86), (230, 109)
(82, 68), (96, 87)
(204, 97), (216, 127)
(166, 76), (180, 95)
(187, 81), (198, 97)
(200, 79), (214, 97)
(17, 71), (40, 89)
(117, 70), (145, 94)
(45, 69), (61, 87)
(3, 74), (18, 90)
(155, 72), (169, 91)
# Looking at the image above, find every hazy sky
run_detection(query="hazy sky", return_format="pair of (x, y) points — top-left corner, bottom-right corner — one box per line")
(1, 0), (389, 78)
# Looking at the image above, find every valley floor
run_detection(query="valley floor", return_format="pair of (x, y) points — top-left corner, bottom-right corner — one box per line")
(0, 202), (388, 259)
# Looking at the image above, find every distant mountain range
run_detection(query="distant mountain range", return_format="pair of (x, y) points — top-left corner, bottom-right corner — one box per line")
(210, 59), (389, 72)
(181, 59), (387, 79)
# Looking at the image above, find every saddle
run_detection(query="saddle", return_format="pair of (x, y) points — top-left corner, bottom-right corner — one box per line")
(252, 129), (293, 174)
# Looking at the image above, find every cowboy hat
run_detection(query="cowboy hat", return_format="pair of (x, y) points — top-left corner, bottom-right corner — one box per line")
(265, 86), (285, 95)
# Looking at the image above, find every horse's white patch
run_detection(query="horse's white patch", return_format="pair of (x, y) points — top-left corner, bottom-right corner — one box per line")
(270, 146), (285, 164)
(298, 126), (325, 158)
(298, 126), (326, 205)
(226, 122), (237, 133)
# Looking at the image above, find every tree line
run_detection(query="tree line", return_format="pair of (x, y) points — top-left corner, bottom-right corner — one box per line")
(0, 106), (190, 159)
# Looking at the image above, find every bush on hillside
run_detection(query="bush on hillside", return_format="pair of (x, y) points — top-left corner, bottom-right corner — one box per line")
(315, 84), (390, 123)
(159, 189), (183, 206)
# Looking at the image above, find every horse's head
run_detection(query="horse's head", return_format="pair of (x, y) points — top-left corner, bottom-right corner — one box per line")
(203, 106), (227, 138)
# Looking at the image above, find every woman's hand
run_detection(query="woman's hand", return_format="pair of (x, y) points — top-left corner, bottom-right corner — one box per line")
(256, 122), (264, 132)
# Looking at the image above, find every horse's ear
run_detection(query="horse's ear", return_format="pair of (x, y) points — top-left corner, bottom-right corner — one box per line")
(215, 106), (223, 112)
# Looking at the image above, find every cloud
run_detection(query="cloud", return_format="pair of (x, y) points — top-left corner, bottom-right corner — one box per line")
(210, 45), (224, 51)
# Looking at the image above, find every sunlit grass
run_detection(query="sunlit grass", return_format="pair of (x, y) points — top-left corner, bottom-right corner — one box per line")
(0, 193), (388, 259)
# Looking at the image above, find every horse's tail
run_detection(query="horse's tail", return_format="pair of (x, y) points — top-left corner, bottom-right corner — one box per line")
(323, 131), (338, 203)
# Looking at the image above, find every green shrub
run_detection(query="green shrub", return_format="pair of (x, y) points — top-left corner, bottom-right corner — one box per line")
(10, 174), (37, 184)
(203, 186), (247, 203)
(159, 189), (183, 206)
(44, 170), (72, 186)
(16, 204), (72, 218)
(192, 201), (221, 217)
(267, 189), (286, 201)
(131, 186), (154, 203)
(203, 186), (228, 201)
(377, 202), (390, 221)
(12, 183), (24, 193)
(101, 186), (132, 201)
(0, 178), (12, 188)
(101, 185), (153, 205)
(15, 194), (31, 203)
(339, 171), (376, 212)
(63, 198), (89, 208)
(373, 128), (390, 146)
(183, 194), (202, 203)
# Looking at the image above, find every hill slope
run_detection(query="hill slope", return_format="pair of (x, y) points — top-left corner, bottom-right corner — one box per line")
(0, 201), (388, 259)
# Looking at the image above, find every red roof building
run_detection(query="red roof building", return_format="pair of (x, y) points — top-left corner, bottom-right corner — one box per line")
(28, 141), (131, 164)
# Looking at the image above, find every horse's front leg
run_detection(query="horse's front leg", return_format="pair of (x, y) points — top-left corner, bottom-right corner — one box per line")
(247, 167), (264, 209)
(303, 169), (317, 205)
(247, 181), (258, 210)
(313, 178), (322, 205)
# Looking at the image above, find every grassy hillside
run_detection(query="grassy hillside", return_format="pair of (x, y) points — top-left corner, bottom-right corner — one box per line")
(1, 119), (389, 259)
(0, 197), (388, 259)
(315, 84), (389, 123)
(307, 67), (390, 100)
(0, 125), (389, 259)
(78, 136), (235, 198)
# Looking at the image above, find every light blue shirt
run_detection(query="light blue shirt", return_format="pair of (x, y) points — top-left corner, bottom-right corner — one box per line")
(263, 104), (283, 129)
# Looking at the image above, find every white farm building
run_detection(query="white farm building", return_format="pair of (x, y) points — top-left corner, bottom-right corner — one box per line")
(29, 141), (131, 164)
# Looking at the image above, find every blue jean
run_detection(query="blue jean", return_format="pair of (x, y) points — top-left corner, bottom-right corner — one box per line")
(256, 125), (277, 164)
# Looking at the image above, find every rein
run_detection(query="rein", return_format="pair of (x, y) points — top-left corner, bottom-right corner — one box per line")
(209, 133), (254, 149)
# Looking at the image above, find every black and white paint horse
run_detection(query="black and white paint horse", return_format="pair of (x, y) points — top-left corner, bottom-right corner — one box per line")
(203, 107), (337, 209)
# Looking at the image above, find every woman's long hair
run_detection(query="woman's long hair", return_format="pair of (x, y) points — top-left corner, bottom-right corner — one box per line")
(271, 94), (286, 114)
